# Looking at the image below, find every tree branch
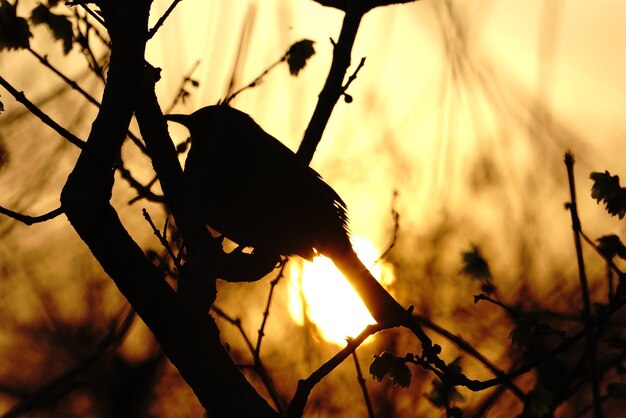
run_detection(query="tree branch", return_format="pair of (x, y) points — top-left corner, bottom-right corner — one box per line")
(564, 152), (603, 418)
(297, 8), (363, 164)
(0, 75), (85, 149)
(60, 2), (279, 416)
(288, 319), (396, 418)
(0, 206), (64, 225)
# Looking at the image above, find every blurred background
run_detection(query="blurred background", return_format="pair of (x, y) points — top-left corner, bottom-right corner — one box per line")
(0, 0), (625, 416)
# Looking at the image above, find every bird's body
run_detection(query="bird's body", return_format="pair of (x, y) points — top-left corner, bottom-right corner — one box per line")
(167, 105), (404, 323)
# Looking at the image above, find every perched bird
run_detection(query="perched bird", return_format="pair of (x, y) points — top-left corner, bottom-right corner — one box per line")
(166, 105), (405, 323)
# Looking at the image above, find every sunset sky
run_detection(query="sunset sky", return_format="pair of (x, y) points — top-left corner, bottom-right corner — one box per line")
(1, 1), (625, 416)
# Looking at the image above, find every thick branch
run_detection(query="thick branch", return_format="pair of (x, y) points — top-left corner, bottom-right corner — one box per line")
(60, 2), (278, 416)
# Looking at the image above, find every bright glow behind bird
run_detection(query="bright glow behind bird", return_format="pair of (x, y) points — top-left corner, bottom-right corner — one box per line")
(288, 237), (395, 345)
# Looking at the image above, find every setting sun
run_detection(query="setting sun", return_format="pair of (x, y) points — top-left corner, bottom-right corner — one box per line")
(287, 237), (395, 345)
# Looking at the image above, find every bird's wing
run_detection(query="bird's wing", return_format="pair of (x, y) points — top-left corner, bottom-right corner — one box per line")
(218, 112), (351, 256)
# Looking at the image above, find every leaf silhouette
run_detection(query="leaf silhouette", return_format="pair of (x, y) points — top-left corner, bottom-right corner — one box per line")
(30, 3), (73, 54)
(0, 0), (31, 51)
(596, 234), (626, 260)
(461, 245), (492, 281)
(590, 171), (626, 219)
(426, 358), (465, 409)
(285, 39), (315, 76)
(369, 351), (412, 388)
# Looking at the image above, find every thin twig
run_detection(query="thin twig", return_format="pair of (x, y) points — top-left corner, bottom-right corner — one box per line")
(80, 4), (105, 27)
(27, 47), (99, 106)
(164, 60), (201, 114)
(580, 230), (624, 277)
(411, 294), (626, 393)
(0, 75), (85, 148)
(211, 305), (255, 352)
(66, 1), (106, 27)
(415, 314), (526, 400)
(341, 56), (366, 97)
(288, 319), (398, 418)
(0, 206), (64, 225)
(148, 0), (184, 40)
(72, 8), (106, 79)
(255, 261), (287, 357)
(564, 152), (603, 418)
(473, 294), (519, 318)
(378, 191), (400, 261)
(351, 348), (375, 418)
(0, 76), (162, 205)
(564, 153), (592, 318)
(224, 55), (284, 105)
(77, 7), (110, 47)
(27, 47), (148, 154)
(142, 209), (180, 271)
(116, 160), (165, 203)
(470, 383), (509, 418)
(211, 305), (287, 415)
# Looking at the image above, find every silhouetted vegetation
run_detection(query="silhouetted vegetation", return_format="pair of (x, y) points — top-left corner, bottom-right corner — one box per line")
(0, 1), (625, 417)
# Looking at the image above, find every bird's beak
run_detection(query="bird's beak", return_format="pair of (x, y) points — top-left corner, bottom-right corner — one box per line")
(164, 113), (191, 127)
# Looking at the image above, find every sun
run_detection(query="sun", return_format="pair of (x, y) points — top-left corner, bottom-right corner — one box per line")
(287, 237), (395, 345)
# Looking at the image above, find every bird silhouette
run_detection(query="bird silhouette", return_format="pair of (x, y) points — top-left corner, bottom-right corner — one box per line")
(166, 105), (406, 323)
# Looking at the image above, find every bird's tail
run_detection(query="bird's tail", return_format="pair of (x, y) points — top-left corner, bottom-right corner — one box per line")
(326, 246), (407, 324)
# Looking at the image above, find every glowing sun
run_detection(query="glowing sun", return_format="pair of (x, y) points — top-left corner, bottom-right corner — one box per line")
(287, 237), (395, 345)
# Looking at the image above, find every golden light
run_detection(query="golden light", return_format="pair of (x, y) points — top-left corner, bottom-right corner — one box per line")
(287, 237), (395, 345)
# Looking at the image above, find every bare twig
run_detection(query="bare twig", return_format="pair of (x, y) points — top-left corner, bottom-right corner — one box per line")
(403, 295), (626, 394)
(378, 191), (400, 261)
(116, 160), (165, 204)
(415, 314), (525, 400)
(351, 349), (375, 418)
(72, 8), (106, 79)
(0, 76), (163, 206)
(27, 47), (99, 107)
(288, 319), (398, 418)
(224, 59), (282, 105)
(340, 56), (366, 100)
(564, 152), (603, 418)
(76, 7), (110, 47)
(223, 40), (301, 105)
(470, 383), (509, 418)
(142, 209), (180, 271)
(0, 76), (85, 148)
(148, 0), (184, 40)
(579, 230), (624, 277)
(0, 206), (64, 225)
(66, 1), (106, 27)
(564, 153), (592, 319)
(27, 47), (148, 154)
(164, 60), (201, 114)
(211, 305), (287, 415)
(255, 262), (287, 357)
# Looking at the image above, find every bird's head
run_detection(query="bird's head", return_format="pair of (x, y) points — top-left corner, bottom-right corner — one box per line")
(164, 104), (250, 138)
